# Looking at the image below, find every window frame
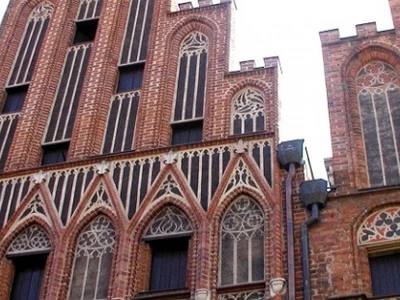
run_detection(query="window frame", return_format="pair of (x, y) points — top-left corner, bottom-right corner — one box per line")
(116, 62), (145, 93)
(2, 85), (29, 114)
(73, 18), (99, 44)
(170, 119), (203, 146)
(41, 142), (70, 165)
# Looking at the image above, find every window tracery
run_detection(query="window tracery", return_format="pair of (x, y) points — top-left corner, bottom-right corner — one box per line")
(231, 88), (265, 135)
(358, 206), (400, 245)
(219, 196), (264, 286)
(68, 216), (116, 300)
(7, 224), (51, 256)
(356, 60), (400, 187)
(143, 206), (192, 238)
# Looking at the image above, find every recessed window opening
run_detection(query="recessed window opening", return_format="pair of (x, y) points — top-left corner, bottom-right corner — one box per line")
(2, 85), (29, 113)
(41, 142), (70, 165)
(148, 237), (189, 292)
(370, 251), (400, 297)
(9, 254), (48, 300)
(117, 63), (145, 93)
(171, 120), (203, 146)
(73, 19), (98, 44)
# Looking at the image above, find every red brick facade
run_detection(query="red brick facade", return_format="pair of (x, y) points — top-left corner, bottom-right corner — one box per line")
(310, 0), (400, 299)
(0, 0), (292, 299)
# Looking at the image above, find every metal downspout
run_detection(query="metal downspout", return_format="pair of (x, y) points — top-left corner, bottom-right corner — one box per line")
(285, 163), (296, 299)
(301, 203), (319, 300)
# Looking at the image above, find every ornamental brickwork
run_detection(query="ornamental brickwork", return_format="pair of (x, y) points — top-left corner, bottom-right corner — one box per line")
(0, 0), (292, 299)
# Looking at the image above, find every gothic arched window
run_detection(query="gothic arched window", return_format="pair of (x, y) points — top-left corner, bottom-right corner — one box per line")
(357, 61), (400, 187)
(7, 2), (54, 87)
(358, 206), (400, 296)
(219, 196), (264, 286)
(68, 216), (116, 300)
(171, 31), (209, 145)
(7, 224), (51, 300)
(231, 88), (265, 135)
(143, 206), (193, 292)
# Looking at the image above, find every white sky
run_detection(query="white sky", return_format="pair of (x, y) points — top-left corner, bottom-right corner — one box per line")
(0, 0), (394, 179)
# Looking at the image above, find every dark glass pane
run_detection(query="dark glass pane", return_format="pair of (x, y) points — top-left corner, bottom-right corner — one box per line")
(73, 19), (98, 44)
(149, 238), (188, 291)
(2, 85), (28, 113)
(117, 64), (144, 93)
(370, 253), (400, 296)
(41, 142), (69, 165)
(10, 254), (47, 300)
(171, 120), (203, 145)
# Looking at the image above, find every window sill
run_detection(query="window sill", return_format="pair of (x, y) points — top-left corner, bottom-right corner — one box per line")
(134, 289), (190, 300)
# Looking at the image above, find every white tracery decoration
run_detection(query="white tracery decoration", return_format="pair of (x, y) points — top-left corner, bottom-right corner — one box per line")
(180, 31), (209, 57)
(357, 61), (398, 91)
(75, 216), (115, 258)
(7, 224), (51, 255)
(221, 197), (264, 240)
(153, 175), (183, 201)
(231, 88), (265, 134)
(358, 206), (400, 245)
(85, 183), (112, 212)
(224, 160), (258, 194)
(19, 195), (47, 220)
(356, 60), (400, 187)
(144, 206), (192, 238)
(219, 196), (264, 286)
(218, 290), (265, 300)
(31, 2), (54, 21)
(68, 216), (115, 300)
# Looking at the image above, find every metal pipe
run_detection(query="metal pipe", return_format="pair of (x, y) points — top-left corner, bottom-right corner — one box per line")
(285, 163), (296, 299)
(301, 203), (320, 300)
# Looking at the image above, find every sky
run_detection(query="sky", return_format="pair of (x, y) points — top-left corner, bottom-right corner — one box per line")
(0, 0), (395, 179)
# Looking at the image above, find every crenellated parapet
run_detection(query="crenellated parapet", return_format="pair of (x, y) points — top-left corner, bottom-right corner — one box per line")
(320, 21), (394, 46)
(227, 56), (281, 74)
(175, 0), (236, 12)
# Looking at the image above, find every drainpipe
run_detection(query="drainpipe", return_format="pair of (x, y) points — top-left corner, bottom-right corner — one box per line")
(278, 139), (305, 300)
(300, 179), (328, 300)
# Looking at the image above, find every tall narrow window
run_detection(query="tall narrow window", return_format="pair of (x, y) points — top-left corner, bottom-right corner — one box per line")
(42, 0), (103, 159)
(142, 206), (193, 292)
(231, 88), (265, 135)
(120, 0), (155, 64)
(0, 2), (53, 171)
(7, 225), (52, 300)
(102, 0), (155, 154)
(219, 196), (264, 286)
(68, 216), (116, 300)
(356, 61), (400, 187)
(7, 2), (54, 87)
(2, 86), (28, 114)
(171, 31), (209, 145)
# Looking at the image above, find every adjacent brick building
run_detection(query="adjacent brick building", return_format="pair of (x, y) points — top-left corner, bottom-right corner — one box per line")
(0, 0), (292, 299)
(310, 0), (400, 298)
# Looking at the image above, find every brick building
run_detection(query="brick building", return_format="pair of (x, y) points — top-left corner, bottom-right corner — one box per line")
(309, 0), (400, 298)
(0, 0), (296, 299)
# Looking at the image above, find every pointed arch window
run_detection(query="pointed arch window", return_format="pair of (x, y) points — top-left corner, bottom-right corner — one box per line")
(171, 31), (209, 145)
(219, 196), (264, 286)
(7, 224), (51, 300)
(142, 206), (193, 292)
(231, 88), (265, 135)
(0, 2), (53, 171)
(357, 206), (400, 296)
(356, 61), (400, 187)
(68, 216), (116, 300)
(7, 2), (54, 87)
